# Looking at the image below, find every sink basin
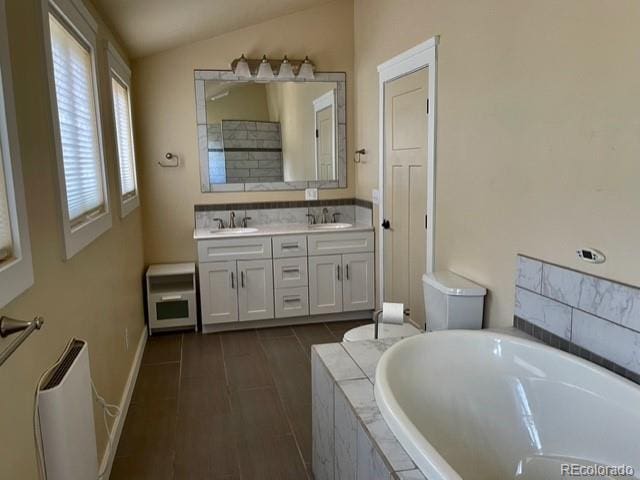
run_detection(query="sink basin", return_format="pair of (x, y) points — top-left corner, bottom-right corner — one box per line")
(309, 223), (353, 230)
(210, 227), (258, 235)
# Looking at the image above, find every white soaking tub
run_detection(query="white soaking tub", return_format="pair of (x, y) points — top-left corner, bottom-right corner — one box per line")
(374, 330), (640, 480)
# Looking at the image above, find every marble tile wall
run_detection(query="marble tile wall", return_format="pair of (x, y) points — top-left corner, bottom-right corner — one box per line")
(221, 120), (284, 182)
(514, 254), (640, 382)
(194, 200), (373, 230)
(312, 341), (426, 480)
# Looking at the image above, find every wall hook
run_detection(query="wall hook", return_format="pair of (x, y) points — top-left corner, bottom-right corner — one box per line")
(354, 148), (366, 164)
(159, 152), (179, 167)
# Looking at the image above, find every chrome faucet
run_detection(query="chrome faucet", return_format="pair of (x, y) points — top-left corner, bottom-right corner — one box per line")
(321, 208), (329, 224)
(229, 211), (236, 228)
(241, 216), (252, 228)
(332, 212), (341, 223)
(213, 217), (225, 229)
(305, 213), (317, 225)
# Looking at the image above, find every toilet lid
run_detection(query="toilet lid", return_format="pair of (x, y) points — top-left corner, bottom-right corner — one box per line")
(343, 323), (422, 342)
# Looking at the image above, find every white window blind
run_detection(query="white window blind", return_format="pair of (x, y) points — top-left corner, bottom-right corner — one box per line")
(49, 13), (104, 223)
(111, 76), (136, 197)
(0, 145), (12, 262)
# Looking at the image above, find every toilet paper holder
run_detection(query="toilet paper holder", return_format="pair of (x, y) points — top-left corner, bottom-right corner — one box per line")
(373, 307), (410, 340)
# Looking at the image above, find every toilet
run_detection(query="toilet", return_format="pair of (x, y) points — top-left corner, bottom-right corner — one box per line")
(343, 270), (486, 342)
(422, 271), (487, 331)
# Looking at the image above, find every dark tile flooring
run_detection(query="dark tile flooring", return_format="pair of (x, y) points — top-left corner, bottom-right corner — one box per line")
(111, 320), (369, 480)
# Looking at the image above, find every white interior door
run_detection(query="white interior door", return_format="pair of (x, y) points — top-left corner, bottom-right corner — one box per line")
(383, 67), (428, 329)
(199, 261), (238, 324)
(342, 252), (375, 312)
(313, 89), (336, 181)
(308, 255), (342, 315)
(237, 259), (274, 322)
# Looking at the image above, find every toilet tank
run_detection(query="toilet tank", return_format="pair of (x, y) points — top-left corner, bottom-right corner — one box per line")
(422, 271), (487, 331)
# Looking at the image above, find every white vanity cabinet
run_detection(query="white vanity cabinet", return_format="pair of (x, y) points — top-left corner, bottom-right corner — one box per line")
(199, 260), (238, 324)
(237, 259), (274, 321)
(198, 237), (274, 326)
(308, 232), (375, 315)
(196, 229), (374, 331)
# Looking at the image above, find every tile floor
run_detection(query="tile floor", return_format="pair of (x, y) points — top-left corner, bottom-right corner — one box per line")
(110, 319), (369, 480)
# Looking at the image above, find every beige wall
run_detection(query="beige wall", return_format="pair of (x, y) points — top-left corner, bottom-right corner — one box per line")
(0, 1), (145, 479)
(354, 0), (640, 327)
(205, 83), (271, 124)
(266, 81), (335, 180)
(133, 0), (355, 264)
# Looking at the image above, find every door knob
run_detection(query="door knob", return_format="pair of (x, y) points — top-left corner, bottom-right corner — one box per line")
(381, 219), (391, 229)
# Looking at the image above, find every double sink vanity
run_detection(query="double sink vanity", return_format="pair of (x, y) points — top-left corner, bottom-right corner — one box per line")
(194, 215), (375, 333)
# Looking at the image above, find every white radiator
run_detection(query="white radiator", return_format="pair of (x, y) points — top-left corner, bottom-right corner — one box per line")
(38, 339), (98, 480)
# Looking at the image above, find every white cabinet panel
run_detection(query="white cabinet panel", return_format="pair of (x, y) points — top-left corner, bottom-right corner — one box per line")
(273, 257), (308, 288)
(275, 286), (309, 318)
(343, 253), (375, 312)
(197, 236), (271, 262)
(273, 235), (307, 258)
(309, 255), (343, 315)
(237, 259), (274, 322)
(199, 261), (238, 324)
(307, 232), (374, 256)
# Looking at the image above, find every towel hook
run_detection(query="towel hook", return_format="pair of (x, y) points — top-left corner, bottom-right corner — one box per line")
(354, 148), (366, 164)
(159, 152), (179, 167)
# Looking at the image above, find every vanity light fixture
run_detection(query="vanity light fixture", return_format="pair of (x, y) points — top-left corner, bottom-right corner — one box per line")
(233, 54), (251, 79)
(230, 55), (316, 81)
(278, 56), (295, 80)
(256, 55), (275, 81)
(297, 56), (315, 80)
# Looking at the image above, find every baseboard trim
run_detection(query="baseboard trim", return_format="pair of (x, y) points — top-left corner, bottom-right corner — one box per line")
(98, 327), (147, 478)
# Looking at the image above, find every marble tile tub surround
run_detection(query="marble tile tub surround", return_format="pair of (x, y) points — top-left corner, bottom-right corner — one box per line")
(312, 339), (426, 480)
(195, 198), (373, 229)
(514, 254), (640, 383)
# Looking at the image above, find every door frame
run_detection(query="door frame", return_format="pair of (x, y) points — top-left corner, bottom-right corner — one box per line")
(377, 36), (439, 304)
(312, 89), (337, 180)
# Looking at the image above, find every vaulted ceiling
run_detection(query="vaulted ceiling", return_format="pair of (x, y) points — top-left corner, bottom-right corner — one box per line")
(91, 0), (336, 59)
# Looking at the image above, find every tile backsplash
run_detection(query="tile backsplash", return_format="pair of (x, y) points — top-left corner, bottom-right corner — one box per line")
(195, 198), (373, 230)
(514, 254), (640, 384)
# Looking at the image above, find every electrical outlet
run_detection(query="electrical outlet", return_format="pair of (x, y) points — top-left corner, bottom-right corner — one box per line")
(124, 328), (129, 351)
(305, 188), (318, 200)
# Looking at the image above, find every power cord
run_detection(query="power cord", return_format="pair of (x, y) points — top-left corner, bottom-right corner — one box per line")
(33, 339), (122, 480)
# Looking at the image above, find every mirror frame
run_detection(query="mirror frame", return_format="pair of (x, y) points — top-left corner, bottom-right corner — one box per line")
(194, 70), (346, 192)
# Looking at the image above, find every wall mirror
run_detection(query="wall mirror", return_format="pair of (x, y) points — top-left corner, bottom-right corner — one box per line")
(195, 70), (346, 192)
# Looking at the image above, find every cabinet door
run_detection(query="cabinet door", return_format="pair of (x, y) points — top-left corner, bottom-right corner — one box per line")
(237, 259), (274, 322)
(199, 261), (238, 324)
(343, 252), (375, 312)
(308, 255), (343, 315)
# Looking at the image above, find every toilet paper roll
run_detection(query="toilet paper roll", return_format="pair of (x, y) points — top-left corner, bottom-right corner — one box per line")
(382, 302), (405, 325)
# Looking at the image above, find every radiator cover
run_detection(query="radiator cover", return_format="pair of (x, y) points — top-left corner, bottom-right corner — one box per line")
(38, 339), (98, 480)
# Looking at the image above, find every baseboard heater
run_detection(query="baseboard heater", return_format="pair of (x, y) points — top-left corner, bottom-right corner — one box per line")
(38, 339), (98, 480)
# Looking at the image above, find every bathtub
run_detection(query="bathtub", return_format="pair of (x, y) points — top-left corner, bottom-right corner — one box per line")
(374, 330), (640, 480)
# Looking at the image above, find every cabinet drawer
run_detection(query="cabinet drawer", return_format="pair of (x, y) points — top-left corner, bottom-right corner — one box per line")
(272, 235), (307, 258)
(275, 287), (309, 319)
(273, 257), (308, 288)
(307, 231), (374, 255)
(197, 236), (272, 262)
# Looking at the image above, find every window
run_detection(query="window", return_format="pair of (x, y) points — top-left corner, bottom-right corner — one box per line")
(44, 0), (111, 259)
(0, 0), (34, 307)
(108, 46), (139, 217)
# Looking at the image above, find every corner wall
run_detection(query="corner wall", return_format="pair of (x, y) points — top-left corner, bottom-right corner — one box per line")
(354, 0), (640, 326)
(0, 1), (146, 478)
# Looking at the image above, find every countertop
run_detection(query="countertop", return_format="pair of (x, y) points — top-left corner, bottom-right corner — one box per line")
(193, 222), (374, 240)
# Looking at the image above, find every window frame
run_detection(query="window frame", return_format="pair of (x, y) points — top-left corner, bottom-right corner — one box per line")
(42, 0), (112, 260)
(107, 44), (139, 218)
(0, 0), (34, 307)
